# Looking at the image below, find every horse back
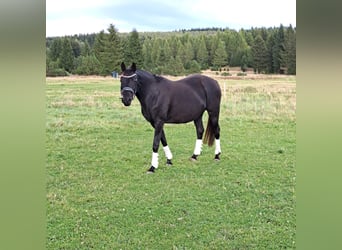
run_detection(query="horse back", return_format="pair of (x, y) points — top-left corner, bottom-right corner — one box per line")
(157, 74), (221, 123)
(177, 74), (221, 105)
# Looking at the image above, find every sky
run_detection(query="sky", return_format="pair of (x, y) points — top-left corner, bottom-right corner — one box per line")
(46, 0), (296, 37)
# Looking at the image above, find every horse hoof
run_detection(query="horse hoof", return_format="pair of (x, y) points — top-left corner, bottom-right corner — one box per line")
(146, 166), (155, 174)
(166, 159), (172, 166)
(214, 153), (221, 161)
(190, 154), (198, 161)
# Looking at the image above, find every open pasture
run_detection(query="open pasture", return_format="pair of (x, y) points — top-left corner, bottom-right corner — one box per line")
(46, 75), (296, 249)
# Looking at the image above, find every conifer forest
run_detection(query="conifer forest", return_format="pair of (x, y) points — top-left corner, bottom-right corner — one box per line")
(46, 24), (296, 76)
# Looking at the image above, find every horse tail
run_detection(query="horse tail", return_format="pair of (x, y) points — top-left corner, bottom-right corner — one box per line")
(201, 76), (221, 147)
(203, 118), (215, 147)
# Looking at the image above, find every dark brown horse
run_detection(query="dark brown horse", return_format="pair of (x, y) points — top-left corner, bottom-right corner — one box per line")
(120, 62), (221, 173)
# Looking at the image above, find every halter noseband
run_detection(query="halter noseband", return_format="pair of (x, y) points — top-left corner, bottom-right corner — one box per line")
(121, 86), (135, 95)
(120, 73), (138, 96)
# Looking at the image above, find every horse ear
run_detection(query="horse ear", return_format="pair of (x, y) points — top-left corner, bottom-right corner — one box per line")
(121, 62), (126, 72)
(131, 62), (136, 72)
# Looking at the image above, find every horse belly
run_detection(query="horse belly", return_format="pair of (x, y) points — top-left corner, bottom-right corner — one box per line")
(166, 96), (206, 123)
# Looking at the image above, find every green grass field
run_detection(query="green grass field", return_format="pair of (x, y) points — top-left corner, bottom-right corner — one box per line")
(46, 75), (296, 249)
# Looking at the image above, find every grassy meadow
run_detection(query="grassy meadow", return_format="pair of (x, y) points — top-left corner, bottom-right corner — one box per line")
(46, 74), (296, 249)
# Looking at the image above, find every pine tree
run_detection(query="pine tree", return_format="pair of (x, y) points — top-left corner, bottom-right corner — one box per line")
(222, 30), (234, 66)
(151, 38), (162, 73)
(142, 39), (153, 71)
(93, 24), (122, 75)
(265, 32), (275, 73)
(81, 41), (91, 56)
(212, 41), (228, 68)
(49, 38), (62, 61)
(75, 55), (101, 75)
(168, 35), (180, 58)
(93, 30), (107, 74)
(159, 39), (172, 74)
(173, 56), (185, 75)
(252, 35), (268, 73)
(124, 29), (143, 67)
(184, 40), (195, 63)
(284, 25), (296, 74)
(240, 29), (254, 47)
(272, 25), (286, 73)
(71, 39), (81, 58)
(196, 36), (209, 69)
(208, 35), (220, 67)
(176, 40), (186, 65)
(59, 37), (74, 72)
(106, 24), (122, 73)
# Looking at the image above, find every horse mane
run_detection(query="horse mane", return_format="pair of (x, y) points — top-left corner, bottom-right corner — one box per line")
(137, 69), (166, 83)
(153, 74), (165, 82)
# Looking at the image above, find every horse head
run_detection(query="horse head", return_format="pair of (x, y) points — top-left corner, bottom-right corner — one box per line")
(120, 62), (138, 106)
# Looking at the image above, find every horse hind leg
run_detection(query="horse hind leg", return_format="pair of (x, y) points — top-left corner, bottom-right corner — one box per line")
(212, 116), (221, 161)
(205, 112), (221, 160)
(191, 117), (204, 161)
(161, 129), (173, 166)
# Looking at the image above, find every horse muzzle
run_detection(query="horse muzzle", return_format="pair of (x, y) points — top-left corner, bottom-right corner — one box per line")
(122, 97), (133, 106)
(121, 87), (135, 106)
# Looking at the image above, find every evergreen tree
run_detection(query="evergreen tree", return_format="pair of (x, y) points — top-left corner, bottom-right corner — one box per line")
(272, 25), (286, 73)
(59, 37), (74, 72)
(151, 38), (162, 73)
(159, 39), (172, 74)
(207, 35), (220, 67)
(266, 31), (276, 73)
(49, 38), (62, 61)
(142, 39), (153, 71)
(71, 39), (81, 58)
(196, 36), (209, 69)
(175, 40), (185, 65)
(222, 30), (234, 66)
(284, 25), (296, 74)
(81, 41), (91, 56)
(184, 40), (195, 63)
(173, 56), (185, 75)
(124, 29), (143, 67)
(212, 41), (228, 68)
(93, 24), (122, 75)
(186, 60), (201, 74)
(93, 30), (107, 74)
(75, 55), (101, 75)
(252, 35), (268, 73)
(106, 24), (122, 73)
(169, 35), (180, 58)
(240, 29), (254, 47)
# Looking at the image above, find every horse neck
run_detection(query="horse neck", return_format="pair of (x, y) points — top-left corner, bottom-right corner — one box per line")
(136, 71), (157, 106)
(136, 71), (153, 107)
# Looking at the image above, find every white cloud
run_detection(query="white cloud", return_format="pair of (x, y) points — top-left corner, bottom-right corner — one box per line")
(46, 16), (122, 37)
(191, 0), (296, 28)
(46, 0), (122, 36)
(46, 0), (296, 37)
(46, 0), (111, 13)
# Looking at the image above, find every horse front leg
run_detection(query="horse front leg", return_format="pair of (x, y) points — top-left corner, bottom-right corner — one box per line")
(147, 120), (164, 173)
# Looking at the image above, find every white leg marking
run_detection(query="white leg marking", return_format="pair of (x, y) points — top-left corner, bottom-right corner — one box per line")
(163, 145), (173, 160)
(151, 152), (159, 168)
(215, 139), (221, 155)
(194, 139), (203, 155)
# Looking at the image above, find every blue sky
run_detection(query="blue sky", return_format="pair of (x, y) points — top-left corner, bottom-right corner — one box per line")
(46, 0), (296, 37)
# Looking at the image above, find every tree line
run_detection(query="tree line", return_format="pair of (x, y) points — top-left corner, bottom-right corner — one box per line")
(46, 24), (296, 77)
